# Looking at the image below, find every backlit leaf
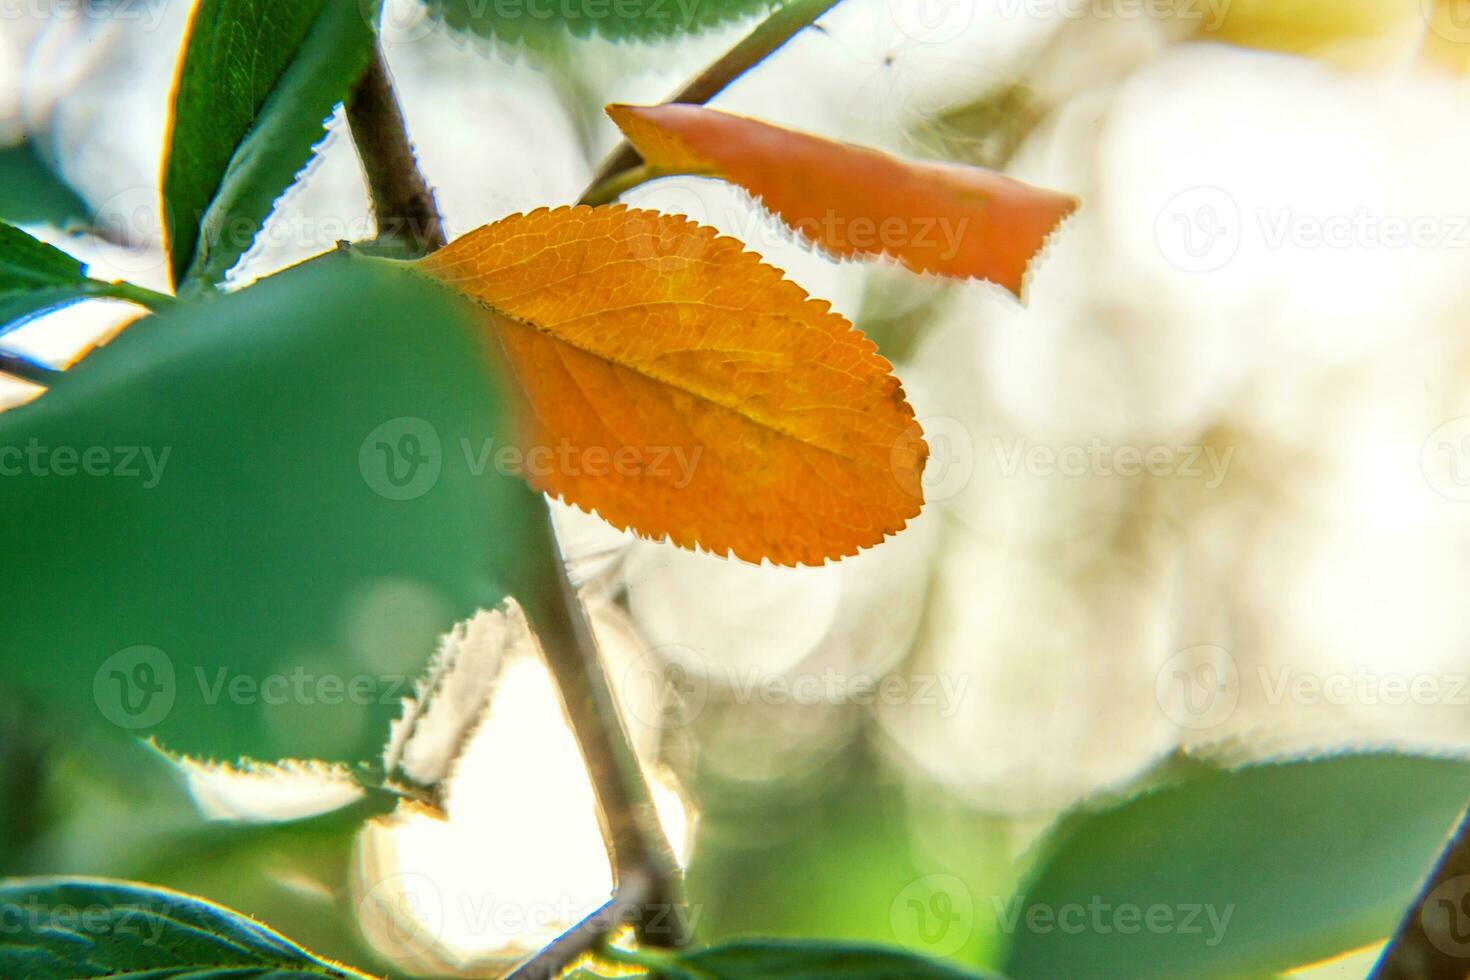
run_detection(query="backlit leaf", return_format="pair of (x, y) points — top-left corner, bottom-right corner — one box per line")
(1001, 752), (1470, 979)
(383, 598), (526, 791)
(427, 0), (783, 47)
(163, 0), (378, 287)
(606, 103), (1078, 297)
(417, 205), (926, 567)
(0, 877), (377, 978)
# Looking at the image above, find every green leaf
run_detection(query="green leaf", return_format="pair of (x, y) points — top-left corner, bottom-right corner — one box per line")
(163, 0), (379, 288)
(427, 0), (784, 47)
(0, 140), (89, 228)
(0, 877), (377, 978)
(1001, 752), (1470, 980)
(0, 250), (544, 764)
(608, 939), (1002, 979)
(0, 222), (141, 334)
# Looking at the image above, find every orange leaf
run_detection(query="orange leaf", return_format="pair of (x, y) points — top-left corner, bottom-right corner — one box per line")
(417, 205), (926, 567)
(606, 103), (1078, 298)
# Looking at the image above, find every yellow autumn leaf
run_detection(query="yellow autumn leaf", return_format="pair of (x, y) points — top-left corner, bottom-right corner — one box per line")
(416, 205), (927, 567)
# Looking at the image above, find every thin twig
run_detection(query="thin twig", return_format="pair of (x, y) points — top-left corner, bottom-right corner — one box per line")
(504, 867), (653, 980)
(347, 28), (690, 964)
(579, 164), (656, 208)
(577, 0), (845, 206)
(525, 505), (690, 952)
(1370, 804), (1470, 979)
(346, 46), (447, 256)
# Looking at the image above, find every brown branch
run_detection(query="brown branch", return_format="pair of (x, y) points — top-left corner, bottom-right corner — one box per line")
(346, 46), (446, 256)
(524, 505), (690, 953)
(345, 35), (690, 968)
(1370, 804), (1470, 979)
(577, 0), (846, 206)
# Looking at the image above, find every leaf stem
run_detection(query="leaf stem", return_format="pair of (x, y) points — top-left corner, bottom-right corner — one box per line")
(577, 0), (846, 206)
(346, 46), (447, 256)
(579, 164), (657, 207)
(101, 280), (176, 312)
(1369, 803), (1470, 979)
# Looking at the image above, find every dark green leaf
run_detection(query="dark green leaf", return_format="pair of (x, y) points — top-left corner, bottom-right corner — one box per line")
(1001, 752), (1470, 980)
(427, 0), (783, 48)
(0, 140), (89, 228)
(0, 877), (376, 978)
(681, 939), (1001, 978)
(0, 222), (126, 334)
(163, 0), (379, 287)
(0, 250), (543, 763)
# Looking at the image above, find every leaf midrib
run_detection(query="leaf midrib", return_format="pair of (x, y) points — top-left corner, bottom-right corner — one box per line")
(466, 299), (892, 472)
